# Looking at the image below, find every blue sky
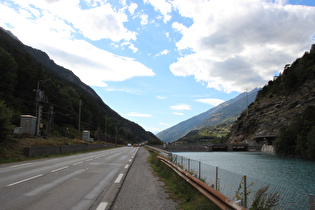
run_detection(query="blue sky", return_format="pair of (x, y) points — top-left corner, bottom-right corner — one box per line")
(1, 0), (315, 134)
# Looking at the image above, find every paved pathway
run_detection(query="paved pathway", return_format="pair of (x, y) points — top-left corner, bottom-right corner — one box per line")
(111, 147), (178, 210)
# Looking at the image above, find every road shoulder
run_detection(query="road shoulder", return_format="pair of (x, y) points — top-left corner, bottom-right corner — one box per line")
(111, 147), (178, 210)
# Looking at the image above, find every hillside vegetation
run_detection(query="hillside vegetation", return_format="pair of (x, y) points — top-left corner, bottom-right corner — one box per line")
(175, 124), (231, 145)
(0, 28), (161, 145)
(228, 45), (315, 159)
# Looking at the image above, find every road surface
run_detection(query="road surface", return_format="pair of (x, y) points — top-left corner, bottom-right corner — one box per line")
(0, 147), (137, 210)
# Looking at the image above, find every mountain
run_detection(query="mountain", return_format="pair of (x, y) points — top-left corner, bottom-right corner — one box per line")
(0, 27), (161, 145)
(228, 45), (315, 159)
(157, 88), (260, 143)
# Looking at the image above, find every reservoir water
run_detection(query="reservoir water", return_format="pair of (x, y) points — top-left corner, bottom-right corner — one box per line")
(173, 151), (315, 209)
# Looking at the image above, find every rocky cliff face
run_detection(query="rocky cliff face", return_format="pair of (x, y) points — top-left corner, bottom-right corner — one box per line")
(228, 46), (315, 143)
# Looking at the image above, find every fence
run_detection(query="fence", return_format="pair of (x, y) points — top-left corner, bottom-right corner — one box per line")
(169, 152), (312, 209)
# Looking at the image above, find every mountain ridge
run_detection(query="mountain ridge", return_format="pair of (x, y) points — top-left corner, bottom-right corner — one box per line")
(157, 88), (260, 142)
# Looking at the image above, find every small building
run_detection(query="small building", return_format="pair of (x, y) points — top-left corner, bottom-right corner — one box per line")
(20, 115), (37, 135)
(82, 130), (93, 142)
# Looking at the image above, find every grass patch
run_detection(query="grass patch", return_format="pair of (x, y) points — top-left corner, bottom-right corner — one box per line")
(148, 150), (219, 210)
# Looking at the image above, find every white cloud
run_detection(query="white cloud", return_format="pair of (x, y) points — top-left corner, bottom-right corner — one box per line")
(123, 112), (152, 117)
(161, 49), (170, 55)
(0, 1), (153, 87)
(170, 0), (315, 93)
(128, 3), (138, 14)
(156, 96), (166, 99)
(121, 42), (138, 53)
(144, 0), (172, 23)
(155, 49), (170, 57)
(195, 98), (225, 106)
(170, 104), (191, 110)
(140, 13), (148, 25)
(172, 22), (187, 33)
(172, 112), (184, 115)
(12, 0), (137, 42)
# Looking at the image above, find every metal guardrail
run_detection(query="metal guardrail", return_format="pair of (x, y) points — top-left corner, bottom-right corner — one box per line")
(146, 146), (245, 210)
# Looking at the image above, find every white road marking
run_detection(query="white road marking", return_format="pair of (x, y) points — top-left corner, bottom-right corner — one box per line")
(125, 164), (129, 169)
(96, 202), (108, 210)
(73, 161), (84, 166)
(86, 158), (94, 162)
(129, 159), (132, 162)
(51, 166), (69, 173)
(114, 173), (124, 183)
(9, 163), (32, 168)
(7, 174), (43, 186)
(25, 169), (87, 196)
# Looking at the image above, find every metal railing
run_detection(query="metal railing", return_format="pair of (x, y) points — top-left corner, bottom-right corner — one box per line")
(147, 146), (314, 209)
(147, 146), (245, 210)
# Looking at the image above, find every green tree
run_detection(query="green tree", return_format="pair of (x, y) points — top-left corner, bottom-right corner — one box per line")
(0, 101), (13, 142)
(0, 47), (18, 91)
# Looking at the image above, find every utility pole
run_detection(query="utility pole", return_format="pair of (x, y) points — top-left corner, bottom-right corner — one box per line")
(78, 99), (81, 133)
(35, 80), (46, 136)
(46, 106), (54, 136)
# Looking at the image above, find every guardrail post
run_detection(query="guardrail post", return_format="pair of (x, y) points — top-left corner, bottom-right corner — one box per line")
(310, 194), (314, 210)
(188, 158), (190, 172)
(198, 161), (201, 179)
(181, 156), (183, 167)
(215, 166), (218, 190)
(244, 175), (247, 208)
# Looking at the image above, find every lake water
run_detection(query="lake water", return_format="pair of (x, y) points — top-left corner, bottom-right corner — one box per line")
(173, 151), (315, 209)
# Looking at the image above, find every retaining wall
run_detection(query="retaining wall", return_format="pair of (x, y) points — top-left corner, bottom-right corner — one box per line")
(24, 143), (115, 157)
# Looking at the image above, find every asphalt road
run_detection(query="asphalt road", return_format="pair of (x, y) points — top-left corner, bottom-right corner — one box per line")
(112, 147), (178, 210)
(0, 147), (137, 210)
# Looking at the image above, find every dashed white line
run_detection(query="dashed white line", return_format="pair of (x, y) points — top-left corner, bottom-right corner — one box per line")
(7, 174), (43, 187)
(124, 164), (129, 169)
(86, 158), (94, 162)
(9, 163), (32, 168)
(96, 202), (108, 210)
(128, 159), (132, 162)
(73, 161), (84, 166)
(51, 166), (69, 173)
(114, 173), (124, 183)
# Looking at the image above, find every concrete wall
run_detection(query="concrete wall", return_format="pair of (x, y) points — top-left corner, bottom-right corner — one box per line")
(24, 143), (115, 157)
(156, 144), (210, 152)
(261, 144), (275, 153)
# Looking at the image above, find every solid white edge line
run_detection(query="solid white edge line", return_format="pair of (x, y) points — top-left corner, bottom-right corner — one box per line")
(7, 174), (43, 186)
(51, 166), (69, 173)
(114, 173), (124, 183)
(96, 202), (108, 210)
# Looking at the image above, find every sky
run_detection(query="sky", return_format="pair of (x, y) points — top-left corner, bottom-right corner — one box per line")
(1, 0), (315, 134)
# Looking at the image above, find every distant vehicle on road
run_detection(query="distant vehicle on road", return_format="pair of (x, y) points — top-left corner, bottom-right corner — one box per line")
(128, 143), (132, 147)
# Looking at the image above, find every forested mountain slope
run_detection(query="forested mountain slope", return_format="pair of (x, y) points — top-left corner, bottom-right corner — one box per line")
(0, 27), (161, 144)
(228, 45), (315, 159)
